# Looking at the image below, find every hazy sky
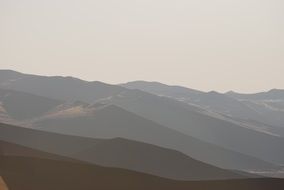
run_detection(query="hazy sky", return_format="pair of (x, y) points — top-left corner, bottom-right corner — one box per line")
(1, 0), (283, 92)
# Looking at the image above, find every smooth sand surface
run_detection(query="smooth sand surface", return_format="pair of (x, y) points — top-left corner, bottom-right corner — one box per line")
(0, 177), (8, 190)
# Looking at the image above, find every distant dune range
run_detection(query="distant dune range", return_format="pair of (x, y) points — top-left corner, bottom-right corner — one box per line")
(0, 71), (280, 171)
(122, 81), (284, 129)
(0, 70), (283, 167)
(0, 96), (275, 171)
(0, 70), (125, 103)
(0, 70), (284, 188)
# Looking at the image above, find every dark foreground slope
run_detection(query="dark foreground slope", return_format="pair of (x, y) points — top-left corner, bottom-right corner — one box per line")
(71, 138), (246, 180)
(0, 123), (246, 180)
(0, 156), (284, 190)
(0, 140), (76, 162)
(0, 177), (8, 190)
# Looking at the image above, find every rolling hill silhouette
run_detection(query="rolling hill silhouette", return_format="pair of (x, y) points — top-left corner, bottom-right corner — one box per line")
(123, 81), (284, 130)
(0, 70), (125, 103)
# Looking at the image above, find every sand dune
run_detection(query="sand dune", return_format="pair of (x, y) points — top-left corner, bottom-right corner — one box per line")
(1, 156), (284, 190)
(0, 124), (247, 180)
(0, 177), (8, 190)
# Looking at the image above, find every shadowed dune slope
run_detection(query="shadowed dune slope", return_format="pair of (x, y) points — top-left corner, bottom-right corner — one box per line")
(71, 138), (246, 180)
(1, 156), (284, 190)
(0, 123), (247, 180)
(0, 123), (102, 156)
(0, 140), (77, 163)
(0, 88), (62, 121)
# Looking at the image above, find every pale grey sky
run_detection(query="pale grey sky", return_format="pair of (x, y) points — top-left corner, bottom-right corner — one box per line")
(0, 0), (283, 92)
